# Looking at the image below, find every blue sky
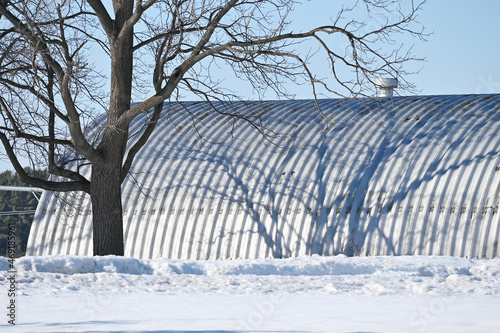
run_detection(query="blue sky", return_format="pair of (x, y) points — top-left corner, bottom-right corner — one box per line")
(406, 0), (500, 95)
(287, 0), (500, 97)
(1, 0), (499, 172)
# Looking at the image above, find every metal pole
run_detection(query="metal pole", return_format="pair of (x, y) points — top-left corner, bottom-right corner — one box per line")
(0, 185), (43, 201)
(0, 186), (43, 192)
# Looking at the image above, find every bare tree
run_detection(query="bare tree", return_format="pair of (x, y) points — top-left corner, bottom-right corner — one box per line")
(0, 0), (426, 256)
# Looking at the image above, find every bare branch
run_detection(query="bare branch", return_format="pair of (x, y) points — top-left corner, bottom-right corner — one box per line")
(86, 0), (115, 39)
(0, 131), (90, 192)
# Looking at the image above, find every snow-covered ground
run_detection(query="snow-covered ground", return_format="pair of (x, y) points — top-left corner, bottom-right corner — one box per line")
(1, 254), (500, 332)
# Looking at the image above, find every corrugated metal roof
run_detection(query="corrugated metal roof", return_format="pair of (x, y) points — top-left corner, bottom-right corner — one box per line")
(27, 94), (500, 259)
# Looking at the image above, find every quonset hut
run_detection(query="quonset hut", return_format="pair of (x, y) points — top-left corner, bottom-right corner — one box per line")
(27, 94), (500, 259)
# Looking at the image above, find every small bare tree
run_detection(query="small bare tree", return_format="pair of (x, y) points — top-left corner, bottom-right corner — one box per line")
(0, 0), (425, 256)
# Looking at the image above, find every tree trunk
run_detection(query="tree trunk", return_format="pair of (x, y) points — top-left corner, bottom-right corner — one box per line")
(91, 162), (124, 256)
(87, 0), (134, 257)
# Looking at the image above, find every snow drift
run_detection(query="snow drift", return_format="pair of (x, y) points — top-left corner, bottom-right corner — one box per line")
(2, 255), (500, 332)
(3, 255), (500, 296)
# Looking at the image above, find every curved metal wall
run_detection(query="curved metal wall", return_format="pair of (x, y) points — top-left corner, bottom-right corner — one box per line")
(27, 94), (500, 259)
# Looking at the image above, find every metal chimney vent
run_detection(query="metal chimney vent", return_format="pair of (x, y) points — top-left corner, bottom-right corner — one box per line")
(375, 78), (398, 97)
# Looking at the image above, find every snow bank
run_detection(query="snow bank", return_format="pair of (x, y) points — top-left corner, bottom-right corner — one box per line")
(4, 254), (498, 277)
(2, 255), (500, 332)
(1, 255), (500, 297)
(11, 255), (151, 275)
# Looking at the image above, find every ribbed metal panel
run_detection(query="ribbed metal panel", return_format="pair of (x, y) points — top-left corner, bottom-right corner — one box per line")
(26, 95), (500, 259)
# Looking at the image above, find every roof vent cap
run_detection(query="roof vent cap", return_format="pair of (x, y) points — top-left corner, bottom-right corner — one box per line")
(375, 78), (398, 97)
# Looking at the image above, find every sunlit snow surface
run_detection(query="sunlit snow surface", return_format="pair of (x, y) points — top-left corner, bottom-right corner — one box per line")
(1, 255), (500, 332)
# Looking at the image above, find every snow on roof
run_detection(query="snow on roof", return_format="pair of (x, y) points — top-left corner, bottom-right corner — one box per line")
(27, 94), (500, 259)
